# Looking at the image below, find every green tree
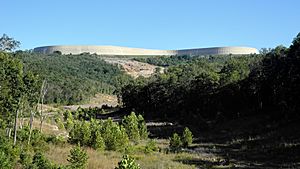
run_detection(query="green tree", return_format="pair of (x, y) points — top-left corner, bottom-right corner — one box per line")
(137, 114), (148, 139)
(115, 155), (141, 169)
(67, 145), (88, 169)
(0, 150), (12, 169)
(144, 139), (159, 154)
(169, 133), (182, 151)
(92, 130), (105, 150)
(182, 127), (193, 148)
(19, 151), (33, 169)
(32, 152), (53, 169)
(80, 121), (91, 146)
(122, 112), (140, 141)
(102, 118), (129, 151)
(0, 34), (20, 52)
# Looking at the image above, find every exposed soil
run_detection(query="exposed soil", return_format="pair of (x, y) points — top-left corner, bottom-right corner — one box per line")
(103, 57), (163, 78)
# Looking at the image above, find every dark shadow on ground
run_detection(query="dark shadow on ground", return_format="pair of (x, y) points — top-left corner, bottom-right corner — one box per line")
(177, 116), (300, 169)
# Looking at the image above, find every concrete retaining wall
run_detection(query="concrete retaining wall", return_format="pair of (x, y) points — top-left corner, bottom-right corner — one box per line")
(33, 45), (258, 56)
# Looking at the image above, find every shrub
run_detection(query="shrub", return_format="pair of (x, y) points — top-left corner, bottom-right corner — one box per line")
(46, 135), (66, 145)
(182, 127), (193, 147)
(68, 120), (91, 146)
(102, 118), (129, 151)
(137, 114), (148, 139)
(169, 133), (182, 151)
(17, 126), (30, 143)
(67, 145), (89, 169)
(122, 112), (140, 141)
(0, 135), (19, 168)
(55, 116), (65, 130)
(92, 130), (105, 150)
(19, 151), (33, 169)
(144, 139), (159, 154)
(30, 129), (49, 152)
(65, 118), (74, 132)
(0, 150), (12, 169)
(80, 121), (91, 146)
(115, 155), (141, 169)
(32, 152), (53, 169)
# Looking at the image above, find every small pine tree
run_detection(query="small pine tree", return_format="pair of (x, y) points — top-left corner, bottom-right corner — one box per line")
(122, 112), (140, 141)
(19, 151), (32, 169)
(32, 152), (53, 169)
(80, 121), (91, 146)
(144, 139), (159, 154)
(92, 130), (105, 150)
(65, 118), (74, 131)
(115, 155), (141, 169)
(169, 133), (182, 151)
(67, 145), (88, 169)
(102, 118), (129, 151)
(182, 127), (193, 147)
(68, 120), (81, 144)
(137, 114), (148, 139)
(0, 150), (11, 169)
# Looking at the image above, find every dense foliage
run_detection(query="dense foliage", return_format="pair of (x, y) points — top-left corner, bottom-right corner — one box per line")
(121, 33), (300, 127)
(169, 127), (193, 151)
(67, 110), (148, 151)
(15, 52), (133, 104)
(115, 155), (141, 169)
(67, 145), (89, 169)
(121, 54), (261, 121)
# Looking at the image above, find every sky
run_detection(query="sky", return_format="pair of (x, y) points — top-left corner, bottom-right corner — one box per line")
(1, 0), (300, 50)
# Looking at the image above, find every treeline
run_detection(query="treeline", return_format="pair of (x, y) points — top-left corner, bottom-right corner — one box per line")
(15, 52), (133, 105)
(133, 54), (256, 67)
(120, 33), (300, 126)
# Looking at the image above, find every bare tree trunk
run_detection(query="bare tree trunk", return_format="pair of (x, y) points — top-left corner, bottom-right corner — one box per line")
(13, 99), (22, 145)
(19, 104), (24, 129)
(28, 110), (34, 145)
(13, 109), (19, 145)
(39, 98), (44, 132)
(39, 80), (47, 132)
(8, 128), (12, 138)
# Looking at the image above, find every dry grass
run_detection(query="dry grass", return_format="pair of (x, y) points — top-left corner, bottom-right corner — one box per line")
(21, 117), (67, 136)
(45, 142), (197, 169)
(45, 144), (121, 169)
(62, 93), (119, 111)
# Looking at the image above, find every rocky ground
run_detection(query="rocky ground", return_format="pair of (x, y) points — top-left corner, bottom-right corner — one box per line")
(103, 57), (163, 78)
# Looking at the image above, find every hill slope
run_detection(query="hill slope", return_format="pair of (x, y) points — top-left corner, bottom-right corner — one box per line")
(16, 52), (133, 105)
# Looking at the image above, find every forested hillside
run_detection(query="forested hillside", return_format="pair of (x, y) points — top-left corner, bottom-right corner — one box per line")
(1, 33), (300, 168)
(14, 52), (133, 105)
(120, 33), (300, 127)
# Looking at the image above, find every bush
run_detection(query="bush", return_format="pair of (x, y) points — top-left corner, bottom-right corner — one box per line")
(122, 112), (140, 141)
(137, 114), (148, 139)
(68, 120), (91, 146)
(182, 127), (193, 147)
(102, 118), (129, 151)
(0, 150), (12, 169)
(19, 151), (33, 169)
(80, 121), (91, 146)
(169, 133), (182, 151)
(0, 133), (20, 168)
(92, 130), (105, 150)
(122, 112), (148, 142)
(17, 126), (30, 143)
(115, 155), (141, 169)
(144, 139), (159, 154)
(46, 135), (66, 145)
(67, 145), (89, 169)
(30, 129), (49, 152)
(32, 152), (54, 169)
